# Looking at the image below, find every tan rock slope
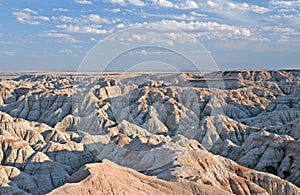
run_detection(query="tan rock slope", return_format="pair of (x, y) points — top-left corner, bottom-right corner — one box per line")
(0, 70), (300, 194)
(48, 159), (231, 195)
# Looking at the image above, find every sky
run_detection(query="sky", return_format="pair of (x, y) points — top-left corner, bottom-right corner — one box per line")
(0, 0), (300, 71)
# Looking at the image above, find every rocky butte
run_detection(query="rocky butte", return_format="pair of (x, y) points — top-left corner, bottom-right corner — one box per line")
(0, 70), (299, 195)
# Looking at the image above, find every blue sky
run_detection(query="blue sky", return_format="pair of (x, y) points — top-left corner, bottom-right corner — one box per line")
(0, 0), (300, 71)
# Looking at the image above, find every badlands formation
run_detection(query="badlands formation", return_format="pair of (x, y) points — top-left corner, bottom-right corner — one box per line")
(0, 70), (300, 195)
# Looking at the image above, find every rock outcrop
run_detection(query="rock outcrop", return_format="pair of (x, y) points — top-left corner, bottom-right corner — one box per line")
(48, 159), (231, 195)
(0, 70), (300, 194)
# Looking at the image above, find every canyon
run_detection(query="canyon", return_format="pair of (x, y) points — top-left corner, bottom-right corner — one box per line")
(0, 70), (299, 195)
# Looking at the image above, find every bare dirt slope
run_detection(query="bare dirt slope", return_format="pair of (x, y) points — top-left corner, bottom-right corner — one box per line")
(48, 159), (231, 195)
(0, 70), (299, 194)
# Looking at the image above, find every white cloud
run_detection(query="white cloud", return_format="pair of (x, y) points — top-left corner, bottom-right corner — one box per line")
(41, 33), (80, 43)
(170, 14), (194, 20)
(190, 11), (207, 17)
(206, 1), (270, 14)
(111, 8), (121, 13)
(58, 49), (73, 54)
(241, 28), (251, 37)
(175, 0), (199, 10)
(152, 0), (174, 8)
(84, 14), (110, 24)
(130, 49), (148, 55)
(128, 0), (146, 6)
(75, 0), (93, 4)
(22, 8), (37, 14)
(54, 14), (111, 35)
(120, 20), (254, 44)
(226, 2), (271, 14)
(249, 25), (300, 44)
(129, 49), (174, 55)
(12, 10), (49, 25)
(112, 18), (121, 23)
(266, 11), (300, 26)
(57, 24), (111, 34)
(155, 20), (253, 39)
(57, 14), (110, 24)
(140, 12), (196, 21)
(52, 8), (70, 12)
(90, 37), (97, 42)
(104, 0), (127, 6)
(116, 23), (125, 28)
(202, 1), (268, 25)
(58, 15), (79, 23)
(86, 14), (101, 23)
(262, 26), (295, 33)
(185, 0), (199, 9)
(270, 0), (300, 7)
(0, 51), (16, 56)
(259, 25), (298, 41)
(207, 1), (219, 8)
(152, 0), (198, 9)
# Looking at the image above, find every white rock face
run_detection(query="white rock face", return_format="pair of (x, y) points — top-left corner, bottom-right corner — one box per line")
(0, 110), (95, 194)
(0, 70), (300, 194)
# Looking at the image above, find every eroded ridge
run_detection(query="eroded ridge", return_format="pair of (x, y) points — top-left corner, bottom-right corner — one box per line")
(0, 70), (299, 195)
